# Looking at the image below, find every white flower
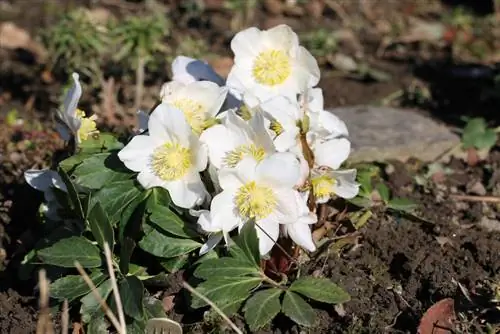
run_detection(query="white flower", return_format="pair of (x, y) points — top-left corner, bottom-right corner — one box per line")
(201, 153), (302, 255)
(310, 168), (359, 203)
(191, 209), (236, 255)
(24, 169), (67, 220)
(160, 81), (228, 134)
(282, 192), (317, 252)
(226, 24), (320, 102)
(171, 55), (224, 86)
(200, 109), (275, 170)
(118, 103), (208, 209)
(56, 73), (99, 144)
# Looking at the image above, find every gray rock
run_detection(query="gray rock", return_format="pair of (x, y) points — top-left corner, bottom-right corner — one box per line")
(329, 105), (460, 163)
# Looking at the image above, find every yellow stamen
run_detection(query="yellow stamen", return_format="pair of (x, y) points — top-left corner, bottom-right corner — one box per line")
(172, 98), (206, 134)
(311, 174), (335, 199)
(252, 49), (291, 86)
(237, 105), (252, 121)
(75, 109), (99, 141)
(222, 144), (266, 168)
(269, 120), (284, 135)
(235, 181), (277, 219)
(151, 142), (192, 181)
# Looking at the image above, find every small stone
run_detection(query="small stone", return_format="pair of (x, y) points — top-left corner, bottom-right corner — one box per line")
(329, 106), (460, 163)
(467, 180), (487, 196)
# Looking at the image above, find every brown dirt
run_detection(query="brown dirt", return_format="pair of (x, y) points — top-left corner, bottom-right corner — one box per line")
(0, 289), (38, 334)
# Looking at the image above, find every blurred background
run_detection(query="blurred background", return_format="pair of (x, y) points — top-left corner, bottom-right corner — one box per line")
(0, 0), (499, 182)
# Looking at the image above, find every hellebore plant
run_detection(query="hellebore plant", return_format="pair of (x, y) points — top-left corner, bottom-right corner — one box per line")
(23, 24), (359, 332)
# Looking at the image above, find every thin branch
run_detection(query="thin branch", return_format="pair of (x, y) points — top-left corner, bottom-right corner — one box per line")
(182, 281), (244, 334)
(61, 299), (69, 334)
(133, 55), (146, 113)
(36, 269), (54, 334)
(450, 194), (500, 203)
(104, 243), (126, 334)
(74, 262), (123, 333)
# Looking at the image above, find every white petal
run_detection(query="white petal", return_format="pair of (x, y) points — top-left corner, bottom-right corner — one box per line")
(263, 24), (298, 51)
(172, 56), (224, 85)
(314, 138), (351, 169)
(58, 72), (82, 134)
(149, 103), (192, 145)
(55, 123), (73, 141)
(255, 220), (279, 255)
(296, 46), (320, 88)
(196, 210), (217, 232)
(318, 110), (349, 137)
(231, 27), (263, 61)
(210, 190), (240, 232)
(249, 111), (275, 153)
(24, 169), (55, 192)
(286, 222), (316, 252)
(332, 169), (360, 199)
(256, 152), (300, 188)
(199, 124), (237, 169)
(273, 130), (299, 152)
(190, 136), (208, 172)
(199, 234), (223, 255)
(218, 166), (245, 191)
(273, 189), (300, 223)
(165, 177), (207, 209)
(137, 170), (164, 189)
(118, 135), (156, 172)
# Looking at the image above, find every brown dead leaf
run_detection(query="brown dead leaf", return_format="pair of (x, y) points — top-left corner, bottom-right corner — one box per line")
(418, 298), (456, 334)
(0, 22), (47, 62)
(466, 147), (479, 167)
(162, 294), (176, 313)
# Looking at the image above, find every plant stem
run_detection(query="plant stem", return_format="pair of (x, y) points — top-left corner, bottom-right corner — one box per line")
(259, 272), (285, 290)
(134, 55), (146, 112)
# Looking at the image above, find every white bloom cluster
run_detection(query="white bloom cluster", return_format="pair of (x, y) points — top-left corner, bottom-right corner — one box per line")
(121, 25), (359, 256)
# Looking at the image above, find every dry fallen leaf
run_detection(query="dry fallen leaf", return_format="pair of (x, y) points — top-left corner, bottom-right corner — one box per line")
(0, 22), (47, 62)
(418, 298), (456, 334)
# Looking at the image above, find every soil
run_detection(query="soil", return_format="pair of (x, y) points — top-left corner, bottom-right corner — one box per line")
(1, 0), (500, 333)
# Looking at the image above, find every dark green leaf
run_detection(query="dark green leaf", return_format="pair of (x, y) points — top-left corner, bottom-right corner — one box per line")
(146, 187), (171, 210)
(125, 319), (146, 334)
(388, 197), (418, 213)
(281, 291), (315, 327)
(80, 279), (113, 323)
(243, 288), (282, 331)
(87, 202), (114, 251)
(59, 153), (92, 172)
(119, 189), (150, 242)
(86, 315), (109, 334)
(38, 236), (101, 268)
(347, 197), (372, 209)
(57, 167), (84, 219)
(234, 220), (260, 266)
(462, 118), (498, 150)
(289, 277), (350, 304)
(143, 295), (166, 319)
(72, 153), (131, 189)
(191, 277), (262, 315)
(194, 258), (259, 280)
(50, 271), (106, 302)
(119, 237), (135, 275)
(78, 133), (124, 154)
(91, 180), (142, 225)
(139, 225), (201, 258)
(376, 183), (390, 203)
(160, 254), (189, 273)
(149, 204), (196, 238)
(119, 276), (144, 320)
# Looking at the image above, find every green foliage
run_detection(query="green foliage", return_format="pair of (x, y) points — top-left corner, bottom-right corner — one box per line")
(461, 117), (498, 151)
(189, 221), (350, 330)
(301, 29), (338, 58)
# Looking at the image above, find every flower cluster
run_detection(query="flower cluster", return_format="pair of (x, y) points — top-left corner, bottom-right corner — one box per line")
(27, 24), (359, 258)
(119, 25), (359, 256)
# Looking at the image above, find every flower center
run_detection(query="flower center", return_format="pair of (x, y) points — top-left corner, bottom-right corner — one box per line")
(311, 174), (335, 199)
(172, 98), (206, 134)
(235, 181), (277, 220)
(269, 120), (284, 135)
(222, 144), (266, 168)
(252, 49), (291, 86)
(75, 109), (99, 141)
(151, 142), (192, 181)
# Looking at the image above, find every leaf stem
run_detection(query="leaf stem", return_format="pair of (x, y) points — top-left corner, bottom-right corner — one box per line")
(260, 272), (285, 290)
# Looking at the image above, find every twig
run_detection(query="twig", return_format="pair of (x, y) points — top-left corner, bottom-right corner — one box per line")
(36, 269), (54, 334)
(61, 299), (69, 334)
(104, 243), (126, 334)
(450, 194), (500, 203)
(182, 281), (244, 334)
(74, 262), (123, 333)
(325, 0), (351, 26)
(134, 56), (146, 113)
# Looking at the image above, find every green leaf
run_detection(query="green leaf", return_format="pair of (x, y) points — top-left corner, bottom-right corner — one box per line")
(143, 295), (166, 319)
(388, 197), (418, 213)
(462, 117), (497, 150)
(57, 167), (84, 219)
(38, 236), (102, 268)
(376, 183), (390, 203)
(72, 153), (131, 189)
(59, 153), (92, 172)
(119, 189), (150, 242)
(160, 254), (189, 273)
(146, 187), (171, 210)
(281, 291), (315, 327)
(91, 180), (142, 225)
(119, 276), (145, 320)
(87, 202), (114, 251)
(119, 237), (135, 275)
(78, 133), (124, 154)
(194, 258), (260, 280)
(86, 315), (109, 334)
(149, 204), (197, 239)
(50, 271), (107, 302)
(80, 279), (113, 323)
(234, 220), (260, 266)
(139, 225), (201, 258)
(289, 277), (350, 304)
(191, 277), (262, 315)
(243, 288), (282, 331)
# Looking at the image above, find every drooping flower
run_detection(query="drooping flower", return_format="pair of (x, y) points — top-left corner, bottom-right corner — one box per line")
(200, 109), (275, 170)
(191, 209), (237, 255)
(159, 81), (228, 134)
(118, 103), (208, 209)
(171, 55), (224, 86)
(282, 192), (317, 252)
(55, 73), (99, 144)
(310, 168), (359, 203)
(200, 153), (302, 255)
(226, 25), (320, 102)
(24, 169), (67, 220)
